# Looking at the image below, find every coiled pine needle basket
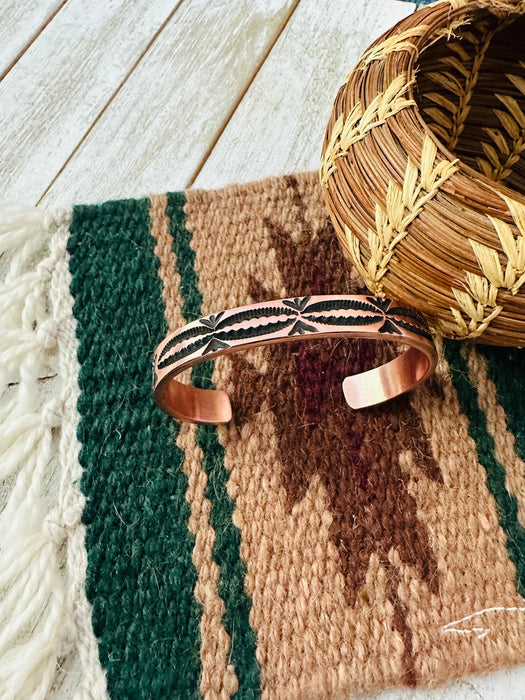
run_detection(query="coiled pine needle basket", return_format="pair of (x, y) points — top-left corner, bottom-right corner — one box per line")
(321, 0), (525, 346)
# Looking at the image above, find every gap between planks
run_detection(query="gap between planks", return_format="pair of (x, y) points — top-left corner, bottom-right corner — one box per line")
(0, 0), (69, 83)
(185, 0), (303, 189)
(36, 0), (304, 206)
(36, 0), (186, 206)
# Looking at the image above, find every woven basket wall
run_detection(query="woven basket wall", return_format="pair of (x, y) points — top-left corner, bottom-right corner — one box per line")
(321, 0), (525, 346)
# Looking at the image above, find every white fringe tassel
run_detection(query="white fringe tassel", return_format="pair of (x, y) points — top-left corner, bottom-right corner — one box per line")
(0, 202), (108, 700)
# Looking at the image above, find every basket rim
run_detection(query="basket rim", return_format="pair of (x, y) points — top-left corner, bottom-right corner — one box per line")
(403, 1), (525, 209)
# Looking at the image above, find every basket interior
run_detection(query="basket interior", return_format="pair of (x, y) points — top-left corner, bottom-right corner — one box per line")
(415, 10), (525, 195)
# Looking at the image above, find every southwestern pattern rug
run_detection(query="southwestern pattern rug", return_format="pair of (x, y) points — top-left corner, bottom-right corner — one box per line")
(1, 172), (525, 699)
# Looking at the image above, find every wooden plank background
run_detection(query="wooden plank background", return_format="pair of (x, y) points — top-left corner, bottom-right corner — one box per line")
(1, 1), (524, 697)
(0, 0), (411, 207)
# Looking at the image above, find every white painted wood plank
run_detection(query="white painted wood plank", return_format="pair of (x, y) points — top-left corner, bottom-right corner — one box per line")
(0, 0), (177, 204)
(40, 0), (299, 208)
(0, 0), (66, 78)
(193, 0), (416, 189)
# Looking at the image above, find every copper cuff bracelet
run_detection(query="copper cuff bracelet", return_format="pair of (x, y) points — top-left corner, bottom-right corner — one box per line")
(152, 294), (437, 424)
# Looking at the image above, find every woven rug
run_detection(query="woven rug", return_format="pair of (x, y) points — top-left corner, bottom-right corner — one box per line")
(1, 171), (525, 699)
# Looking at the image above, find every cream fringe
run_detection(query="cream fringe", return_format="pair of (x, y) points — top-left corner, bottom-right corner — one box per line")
(0, 203), (107, 699)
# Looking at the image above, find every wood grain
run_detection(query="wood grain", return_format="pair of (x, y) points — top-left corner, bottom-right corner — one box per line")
(192, 0), (416, 189)
(0, 0), (67, 80)
(39, 0), (299, 207)
(0, 0), (178, 204)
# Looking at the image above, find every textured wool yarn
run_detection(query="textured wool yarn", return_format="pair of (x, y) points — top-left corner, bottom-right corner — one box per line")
(0, 204), (106, 698)
(321, 0), (525, 346)
(2, 172), (525, 698)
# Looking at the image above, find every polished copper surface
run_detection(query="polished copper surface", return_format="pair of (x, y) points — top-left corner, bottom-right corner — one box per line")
(152, 295), (437, 424)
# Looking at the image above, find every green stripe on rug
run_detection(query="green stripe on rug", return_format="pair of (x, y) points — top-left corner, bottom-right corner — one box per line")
(477, 345), (525, 462)
(445, 341), (525, 596)
(166, 192), (261, 697)
(68, 198), (201, 698)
